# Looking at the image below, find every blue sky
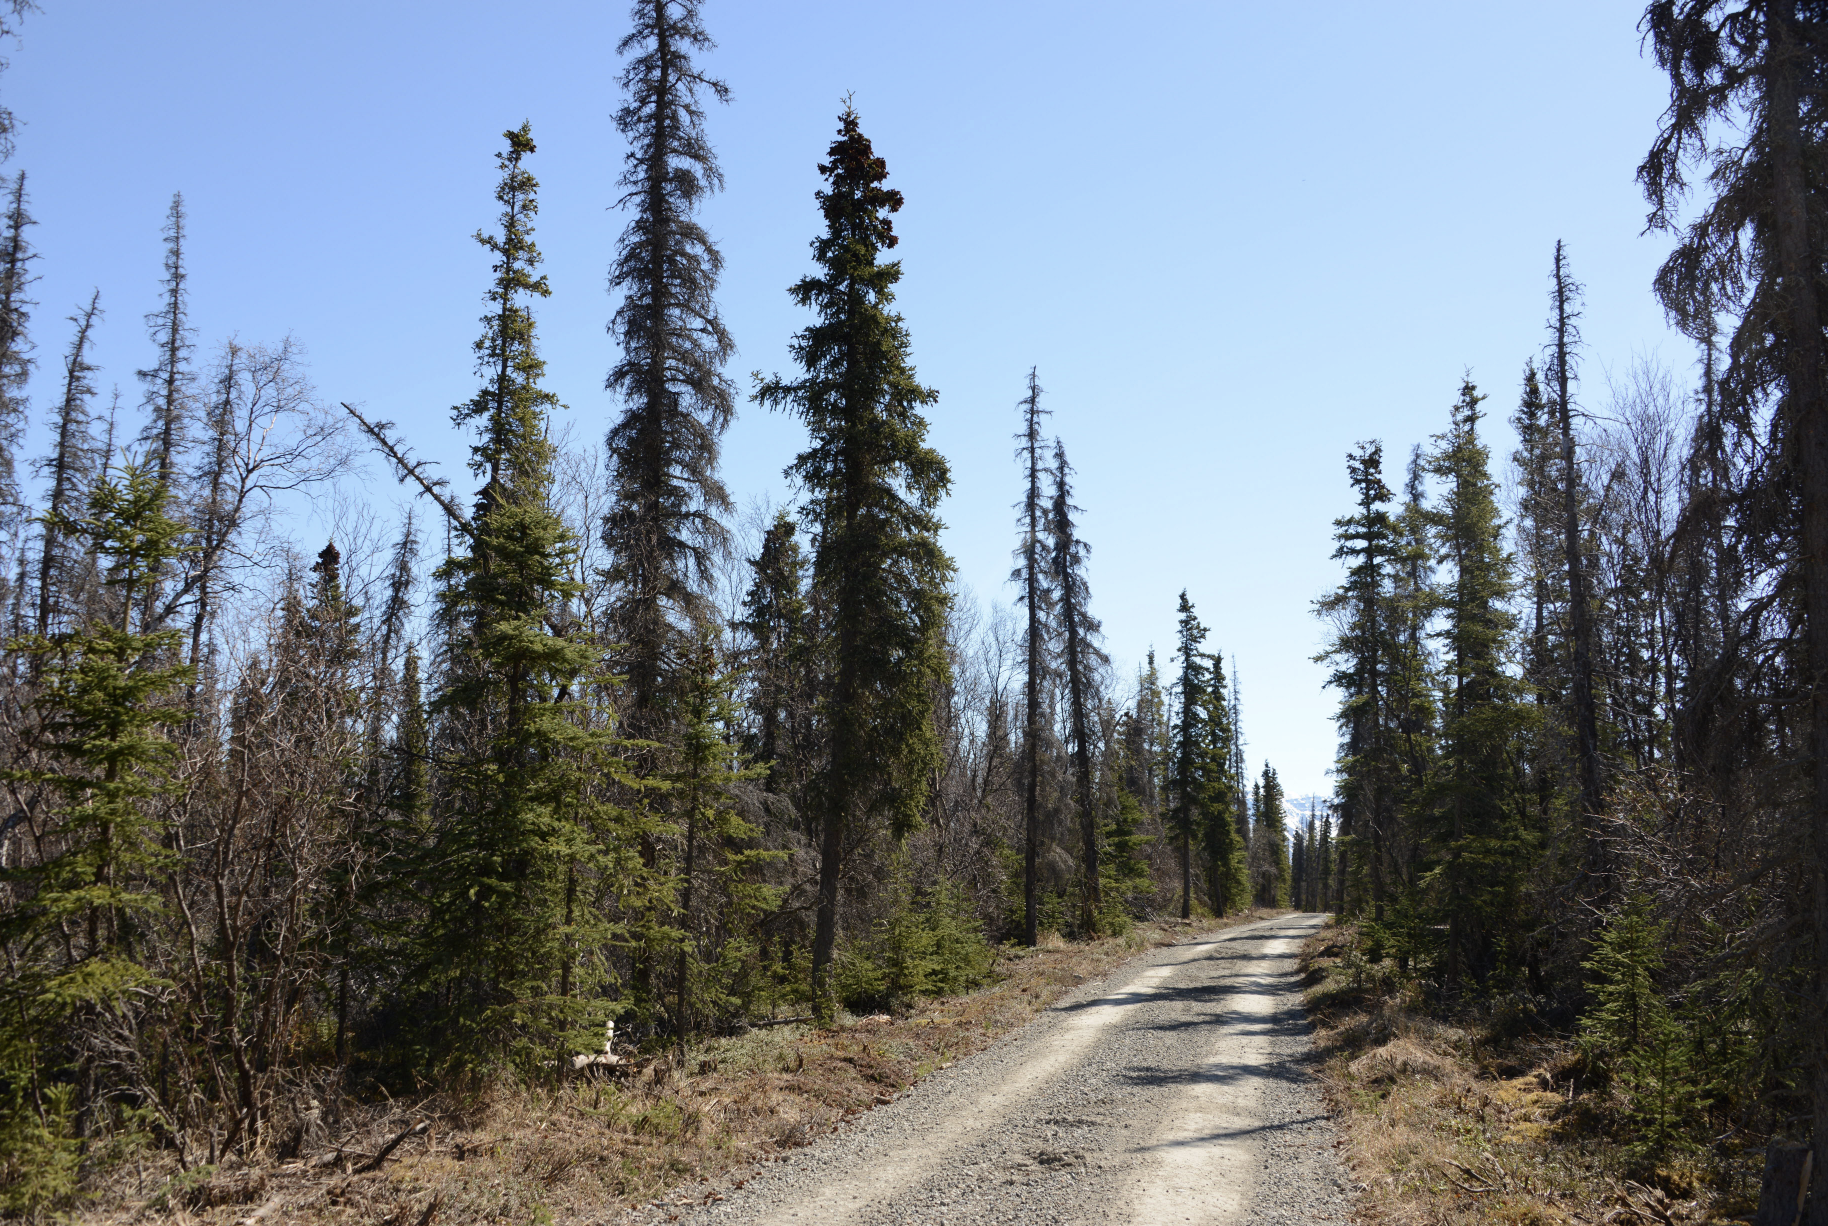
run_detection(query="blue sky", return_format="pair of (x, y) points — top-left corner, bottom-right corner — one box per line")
(8, 1), (1686, 798)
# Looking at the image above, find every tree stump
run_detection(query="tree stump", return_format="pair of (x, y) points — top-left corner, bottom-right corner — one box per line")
(1753, 1144), (1812, 1226)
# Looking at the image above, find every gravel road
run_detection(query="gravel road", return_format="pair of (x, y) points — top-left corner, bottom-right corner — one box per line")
(668, 912), (1352, 1226)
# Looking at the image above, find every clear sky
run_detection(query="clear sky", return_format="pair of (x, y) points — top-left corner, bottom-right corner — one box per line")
(8, 1), (1686, 799)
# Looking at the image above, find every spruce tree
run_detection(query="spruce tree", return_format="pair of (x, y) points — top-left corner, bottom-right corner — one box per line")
(1358, 445), (1436, 972)
(1049, 440), (1107, 930)
(1512, 360), (1561, 698)
(1305, 815), (1322, 910)
(1200, 649), (1245, 914)
(181, 346), (245, 687)
(1252, 764), (1290, 907)
(1544, 243), (1607, 901)
(670, 635), (772, 1041)
(1169, 593), (1208, 919)
(0, 171), (34, 575)
(1011, 369), (1050, 945)
(1317, 815), (1335, 912)
(738, 509), (810, 803)
(1290, 815), (1308, 911)
(392, 643), (429, 825)
(1387, 447), (1440, 919)
(454, 124), (560, 514)
(1422, 379), (1532, 988)
(137, 194), (193, 496)
(0, 459), (192, 1210)
(35, 292), (102, 640)
(755, 105), (953, 1021)
(1123, 651), (1165, 817)
(1102, 784), (1153, 919)
(1229, 663), (1248, 846)
(603, 0), (734, 748)
(1316, 441), (1398, 922)
(420, 124), (627, 1069)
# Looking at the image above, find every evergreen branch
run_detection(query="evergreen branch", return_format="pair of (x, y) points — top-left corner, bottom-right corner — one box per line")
(340, 402), (474, 538)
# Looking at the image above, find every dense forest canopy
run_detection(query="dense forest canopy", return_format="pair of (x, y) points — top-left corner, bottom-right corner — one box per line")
(2, 2), (1828, 1222)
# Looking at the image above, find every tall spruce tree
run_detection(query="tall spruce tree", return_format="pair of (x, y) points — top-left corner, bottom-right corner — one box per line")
(755, 105), (953, 1021)
(1389, 446), (1440, 908)
(133, 195), (194, 632)
(1123, 650), (1165, 817)
(36, 293), (101, 640)
(1423, 379), (1532, 989)
(0, 171), (34, 573)
(1290, 813), (1309, 911)
(420, 124), (626, 1069)
(1252, 764), (1290, 907)
(137, 194), (193, 496)
(1316, 441), (1397, 923)
(1544, 243), (1608, 902)
(1229, 665), (1248, 845)
(1169, 593), (1211, 918)
(1511, 360), (1568, 862)
(603, 0), (734, 748)
(1200, 649), (1245, 914)
(1012, 369), (1050, 945)
(1049, 440), (1107, 929)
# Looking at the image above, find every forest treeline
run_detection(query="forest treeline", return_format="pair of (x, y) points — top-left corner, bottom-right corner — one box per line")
(0, 1), (1299, 1212)
(1311, 0), (1828, 1210)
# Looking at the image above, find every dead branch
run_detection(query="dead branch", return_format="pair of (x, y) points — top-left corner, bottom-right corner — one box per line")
(340, 402), (474, 538)
(357, 1119), (430, 1173)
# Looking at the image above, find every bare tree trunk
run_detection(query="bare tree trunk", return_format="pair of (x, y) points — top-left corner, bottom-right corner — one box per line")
(1180, 823), (1191, 920)
(810, 763), (845, 1025)
(678, 789), (696, 1052)
(1764, 7), (1828, 1216)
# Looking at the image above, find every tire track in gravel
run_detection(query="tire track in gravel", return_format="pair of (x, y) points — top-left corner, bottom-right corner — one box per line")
(666, 912), (1352, 1226)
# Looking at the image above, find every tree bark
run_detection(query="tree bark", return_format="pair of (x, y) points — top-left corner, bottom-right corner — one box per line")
(1764, 7), (1828, 1218)
(810, 760), (846, 1025)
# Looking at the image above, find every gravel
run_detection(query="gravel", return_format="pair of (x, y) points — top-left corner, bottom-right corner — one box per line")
(638, 912), (1353, 1226)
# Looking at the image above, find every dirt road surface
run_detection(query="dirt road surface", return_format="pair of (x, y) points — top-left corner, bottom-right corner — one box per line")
(663, 912), (1351, 1226)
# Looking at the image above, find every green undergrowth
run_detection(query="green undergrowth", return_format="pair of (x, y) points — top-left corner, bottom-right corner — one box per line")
(1302, 919), (1767, 1226)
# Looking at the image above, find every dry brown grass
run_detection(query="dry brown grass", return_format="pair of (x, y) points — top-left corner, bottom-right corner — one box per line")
(81, 912), (1275, 1225)
(1300, 923), (1754, 1226)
